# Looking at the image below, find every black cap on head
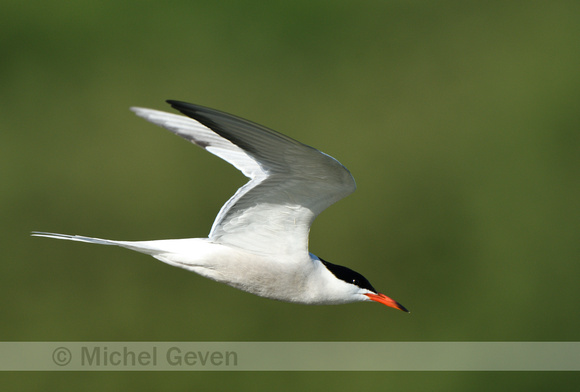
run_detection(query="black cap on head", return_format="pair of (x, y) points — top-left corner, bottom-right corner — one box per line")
(319, 258), (377, 293)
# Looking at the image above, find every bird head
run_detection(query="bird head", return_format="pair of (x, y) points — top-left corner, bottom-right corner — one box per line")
(319, 258), (409, 312)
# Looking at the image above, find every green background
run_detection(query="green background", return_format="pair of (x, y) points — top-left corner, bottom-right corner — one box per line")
(2, 0), (579, 389)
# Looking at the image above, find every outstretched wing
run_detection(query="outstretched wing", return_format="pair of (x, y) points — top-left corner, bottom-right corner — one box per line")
(132, 101), (356, 256)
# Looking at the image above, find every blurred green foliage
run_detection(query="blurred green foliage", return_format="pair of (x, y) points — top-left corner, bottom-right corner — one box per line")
(1, 0), (579, 390)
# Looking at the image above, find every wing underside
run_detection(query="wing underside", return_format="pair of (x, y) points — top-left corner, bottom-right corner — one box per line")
(132, 101), (356, 256)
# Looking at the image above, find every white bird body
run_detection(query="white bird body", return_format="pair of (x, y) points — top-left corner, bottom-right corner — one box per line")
(34, 235), (362, 305)
(33, 101), (407, 312)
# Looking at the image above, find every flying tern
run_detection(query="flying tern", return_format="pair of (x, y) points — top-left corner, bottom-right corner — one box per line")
(33, 100), (408, 312)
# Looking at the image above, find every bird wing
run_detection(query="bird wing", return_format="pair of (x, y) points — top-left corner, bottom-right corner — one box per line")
(131, 101), (356, 256)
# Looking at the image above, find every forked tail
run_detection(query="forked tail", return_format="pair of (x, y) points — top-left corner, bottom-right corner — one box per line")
(31, 231), (166, 255)
(31, 232), (120, 246)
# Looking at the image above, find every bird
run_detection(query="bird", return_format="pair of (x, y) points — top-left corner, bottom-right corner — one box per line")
(33, 100), (408, 312)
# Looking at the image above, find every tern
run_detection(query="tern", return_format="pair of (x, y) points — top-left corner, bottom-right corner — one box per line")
(33, 100), (408, 312)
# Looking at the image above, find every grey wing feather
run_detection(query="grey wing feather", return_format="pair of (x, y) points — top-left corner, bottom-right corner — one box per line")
(133, 101), (356, 256)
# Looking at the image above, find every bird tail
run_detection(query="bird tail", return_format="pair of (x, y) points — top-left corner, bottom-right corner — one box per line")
(32, 231), (119, 245)
(31, 231), (164, 255)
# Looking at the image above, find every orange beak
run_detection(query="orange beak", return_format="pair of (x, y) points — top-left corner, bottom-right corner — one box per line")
(365, 293), (409, 313)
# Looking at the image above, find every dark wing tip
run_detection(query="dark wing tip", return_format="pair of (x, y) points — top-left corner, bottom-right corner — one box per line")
(166, 99), (215, 116)
(166, 99), (187, 107)
(166, 99), (237, 126)
(166, 100), (203, 116)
